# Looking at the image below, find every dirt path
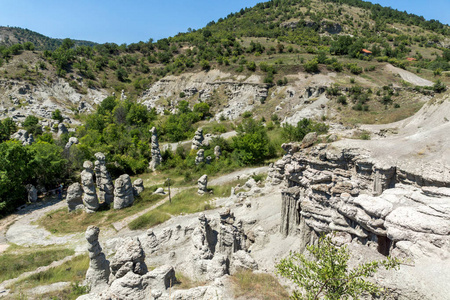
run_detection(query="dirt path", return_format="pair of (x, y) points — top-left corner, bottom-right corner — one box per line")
(209, 166), (269, 186)
(385, 64), (433, 87)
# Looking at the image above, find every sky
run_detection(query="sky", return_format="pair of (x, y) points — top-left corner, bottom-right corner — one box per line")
(0, 0), (448, 45)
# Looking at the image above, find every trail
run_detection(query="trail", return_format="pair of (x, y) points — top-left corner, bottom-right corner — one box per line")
(385, 64), (433, 87)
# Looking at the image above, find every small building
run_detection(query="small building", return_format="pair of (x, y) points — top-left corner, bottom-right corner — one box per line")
(361, 49), (372, 56)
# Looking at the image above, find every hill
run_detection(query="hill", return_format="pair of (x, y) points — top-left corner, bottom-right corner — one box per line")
(0, 26), (96, 50)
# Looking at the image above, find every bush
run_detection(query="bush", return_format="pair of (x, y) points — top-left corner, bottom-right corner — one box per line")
(304, 58), (319, 73)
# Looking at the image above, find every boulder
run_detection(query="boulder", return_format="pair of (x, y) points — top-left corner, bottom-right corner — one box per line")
(113, 174), (135, 209)
(154, 187), (165, 195)
(26, 184), (38, 203)
(214, 145), (221, 159)
(65, 137), (79, 150)
(133, 178), (145, 196)
(57, 123), (68, 136)
(66, 183), (83, 212)
(301, 132), (318, 148)
(229, 250), (258, 274)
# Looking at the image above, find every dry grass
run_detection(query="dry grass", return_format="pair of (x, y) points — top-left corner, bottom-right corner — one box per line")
(231, 270), (290, 300)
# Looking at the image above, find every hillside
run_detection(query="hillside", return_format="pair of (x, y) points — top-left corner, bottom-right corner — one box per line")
(0, 1), (449, 298)
(0, 26), (96, 50)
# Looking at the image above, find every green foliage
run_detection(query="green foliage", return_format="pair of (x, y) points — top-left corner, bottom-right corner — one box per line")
(193, 102), (211, 119)
(51, 109), (64, 123)
(232, 119), (275, 165)
(433, 80), (446, 93)
(276, 234), (400, 300)
(304, 58), (319, 73)
(281, 118), (328, 142)
(0, 118), (17, 142)
(23, 115), (43, 136)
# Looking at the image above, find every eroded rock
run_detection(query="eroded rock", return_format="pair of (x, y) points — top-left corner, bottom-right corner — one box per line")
(66, 183), (83, 212)
(113, 174), (135, 209)
(81, 161), (99, 213)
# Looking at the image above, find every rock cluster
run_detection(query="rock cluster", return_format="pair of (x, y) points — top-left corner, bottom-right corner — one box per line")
(277, 143), (450, 259)
(11, 129), (34, 145)
(94, 152), (114, 205)
(148, 127), (162, 171)
(113, 174), (135, 209)
(110, 237), (148, 280)
(195, 149), (205, 165)
(66, 183), (84, 212)
(81, 161), (99, 213)
(197, 174), (208, 195)
(191, 128), (204, 150)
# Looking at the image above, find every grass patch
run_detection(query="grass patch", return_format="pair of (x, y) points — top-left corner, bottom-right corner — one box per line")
(0, 246), (74, 282)
(173, 272), (206, 290)
(37, 190), (164, 234)
(231, 270), (290, 300)
(11, 254), (89, 291)
(129, 180), (241, 230)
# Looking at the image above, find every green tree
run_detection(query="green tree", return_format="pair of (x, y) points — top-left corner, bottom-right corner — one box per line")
(276, 234), (400, 300)
(23, 115), (42, 136)
(51, 109), (64, 123)
(28, 142), (67, 188)
(0, 118), (17, 142)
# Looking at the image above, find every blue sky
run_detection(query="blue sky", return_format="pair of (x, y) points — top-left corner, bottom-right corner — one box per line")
(0, 0), (448, 44)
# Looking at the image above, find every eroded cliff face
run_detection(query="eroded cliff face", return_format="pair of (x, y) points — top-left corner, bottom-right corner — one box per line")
(270, 143), (450, 260)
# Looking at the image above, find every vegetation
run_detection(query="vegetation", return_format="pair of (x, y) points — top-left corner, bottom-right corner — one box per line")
(276, 234), (400, 300)
(0, 246), (74, 282)
(231, 270), (290, 300)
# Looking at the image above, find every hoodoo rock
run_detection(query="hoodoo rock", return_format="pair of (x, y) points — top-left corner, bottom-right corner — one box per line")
(110, 237), (148, 280)
(84, 226), (110, 293)
(197, 174), (208, 195)
(113, 174), (135, 209)
(80, 161), (99, 213)
(195, 149), (205, 165)
(217, 208), (246, 257)
(191, 127), (204, 150)
(26, 184), (38, 203)
(94, 152), (114, 205)
(66, 183), (83, 212)
(133, 178), (144, 196)
(149, 127), (162, 170)
(214, 145), (221, 159)
(64, 136), (79, 150)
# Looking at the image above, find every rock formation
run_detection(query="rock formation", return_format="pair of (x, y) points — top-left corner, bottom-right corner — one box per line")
(214, 145), (221, 159)
(278, 143), (450, 258)
(26, 184), (37, 203)
(110, 237), (148, 280)
(191, 128), (204, 150)
(195, 149), (205, 165)
(11, 129), (34, 145)
(192, 213), (215, 259)
(217, 208), (246, 257)
(148, 127), (162, 171)
(197, 174), (208, 195)
(80, 161), (99, 213)
(113, 174), (135, 209)
(85, 226), (110, 293)
(57, 123), (68, 136)
(64, 136), (79, 150)
(94, 152), (114, 205)
(133, 178), (144, 196)
(66, 183), (83, 212)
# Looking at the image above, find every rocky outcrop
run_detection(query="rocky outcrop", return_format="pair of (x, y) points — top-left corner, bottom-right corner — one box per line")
(278, 143), (450, 259)
(85, 226), (110, 293)
(197, 174), (208, 195)
(133, 179), (144, 196)
(81, 161), (99, 213)
(113, 174), (135, 209)
(57, 123), (68, 136)
(110, 237), (148, 280)
(195, 149), (205, 165)
(94, 152), (114, 205)
(192, 128), (204, 150)
(66, 183), (83, 212)
(65, 137), (79, 150)
(217, 208), (246, 257)
(11, 129), (34, 145)
(149, 127), (162, 170)
(192, 213), (215, 259)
